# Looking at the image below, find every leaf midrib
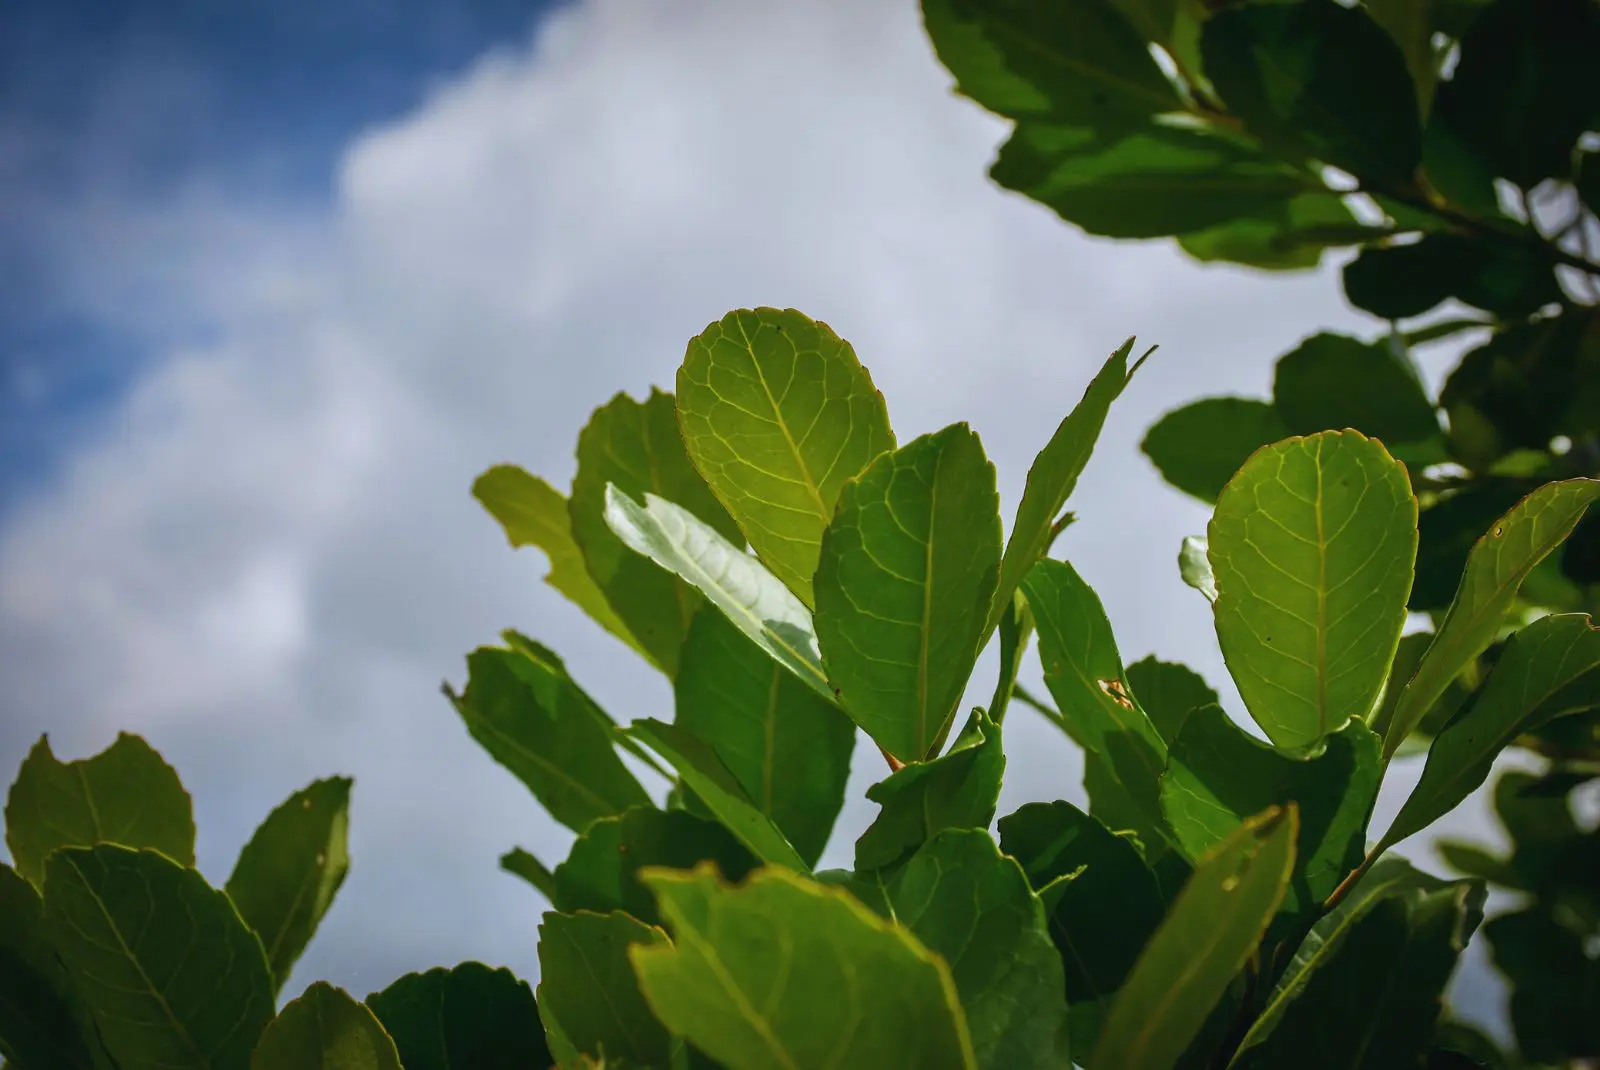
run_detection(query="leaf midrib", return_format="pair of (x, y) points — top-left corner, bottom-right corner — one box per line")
(734, 314), (828, 523)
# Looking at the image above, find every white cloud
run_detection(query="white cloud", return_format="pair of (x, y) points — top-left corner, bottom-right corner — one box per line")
(0, 0), (1513, 1024)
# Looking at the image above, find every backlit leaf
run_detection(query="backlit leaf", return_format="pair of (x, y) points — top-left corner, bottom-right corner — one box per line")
(676, 308), (895, 608)
(1141, 398), (1287, 504)
(1178, 535), (1218, 603)
(1209, 431), (1417, 749)
(1272, 332), (1440, 444)
(367, 963), (551, 1070)
(250, 983), (401, 1070)
(0, 863), (98, 1070)
(1178, 191), (1363, 272)
(536, 911), (670, 1068)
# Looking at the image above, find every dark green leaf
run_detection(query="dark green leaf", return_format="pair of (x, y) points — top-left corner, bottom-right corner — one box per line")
(43, 845), (274, 1070)
(1210, 431), (1417, 749)
(1202, 0), (1422, 185)
(1484, 909), (1600, 1063)
(1440, 312), (1600, 459)
(998, 800), (1165, 1001)
(499, 847), (556, 902)
(366, 963), (550, 1070)
(471, 464), (642, 657)
(1364, 0), (1444, 114)
(5, 733), (195, 888)
(1178, 191), (1362, 271)
(1091, 806), (1297, 1070)
(1579, 150), (1599, 215)
(920, 0), (1182, 131)
(856, 710), (1004, 873)
(1342, 235), (1561, 321)
(1384, 478), (1600, 757)
(536, 911), (670, 1068)
(1411, 485), (1531, 612)
(676, 307), (895, 608)
(675, 606), (854, 866)
(987, 589), (1035, 722)
(1383, 614), (1600, 848)
(627, 719), (807, 871)
(553, 806), (758, 926)
(447, 644), (650, 833)
(815, 424), (1001, 763)
(1272, 332), (1440, 444)
(1126, 656), (1219, 744)
(876, 830), (1070, 1070)
(249, 983), (401, 1070)
(569, 389), (742, 676)
(1141, 398), (1288, 504)
(0, 863), (98, 1070)
(225, 776), (351, 995)
(992, 123), (1313, 238)
(632, 865), (978, 1070)
(1160, 705), (1382, 912)
(1368, 631), (1472, 748)
(992, 339), (1137, 639)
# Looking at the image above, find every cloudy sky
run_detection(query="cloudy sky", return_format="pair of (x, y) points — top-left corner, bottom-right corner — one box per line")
(0, 0), (1525, 1031)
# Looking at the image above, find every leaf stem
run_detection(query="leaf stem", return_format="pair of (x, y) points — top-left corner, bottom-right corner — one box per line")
(1012, 683), (1065, 725)
(1320, 846), (1381, 915)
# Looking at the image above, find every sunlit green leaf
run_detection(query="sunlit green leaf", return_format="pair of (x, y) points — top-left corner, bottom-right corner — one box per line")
(1272, 332), (1440, 444)
(0, 863), (98, 1070)
(815, 424), (1001, 763)
(499, 847), (556, 902)
(250, 983), (401, 1070)
(632, 865), (978, 1070)
(1141, 398), (1287, 504)
(368, 963), (550, 1070)
(1411, 485), (1530, 612)
(676, 307), (895, 608)
(1178, 191), (1363, 272)
(1210, 431), (1417, 749)
(987, 589), (1035, 721)
(537, 911), (670, 1068)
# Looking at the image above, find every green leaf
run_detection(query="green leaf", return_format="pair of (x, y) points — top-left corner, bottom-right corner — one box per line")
(627, 719), (807, 872)
(603, 485), (833, 702)
(225, 776), (351, 996)
(471, 464), (642, 656)
(998, 800), (1166, 1002)
(987, 589), (1035, 721)
(1382, 613), (1600, 849)
(1232, 883), (1485, 1070)
(631, 865), (978, 1070)
(675, 607), (855, 866)
(992, 339), (1137, 638)
(570, 389), (743, 677)
(366, 963), (551, 1070)
(1384, 478), (1600, 758)
(1342, 235), (1561, 321)
(536, 911), (670, 1069)
(676, 308), (895, 608)
(553, 806), (759, 926)
(1579, 150), (1600, 216)
(1023, 559), (1167, 824)
(0, 862), (99, 1070)
(1209, 430), (1417, 749)
(877, 830), (1070, 1070)
(5, 733), (195, 889)
(991, 123), (1314, 239)
(1141, 398), (1287, 504)
(447, 644), (650, 833)
(43, 845), (274, 1070)
(1177, 191), (1362, 272)
(856, 710), (1005, 873)
(1368, 631), (1472, 748)
(815, 424), (1001, 763)
(1201, 0), (1422, 186)
(250, 983), (401, 1070)
(920, 0), (1183, 131)
(499, 847), (556, 902)
(1090, 806), (1297, 1070)
(1364, 0), (1444, 114)
(1411, 485), (1531, 612)
(1272, 333), (1440, 444)
(1484, 909), (1600, 1063)
(1177, 535), (1218, 603)
(1126, 656), (1217, 743)
(1160, 705), (1382, 912)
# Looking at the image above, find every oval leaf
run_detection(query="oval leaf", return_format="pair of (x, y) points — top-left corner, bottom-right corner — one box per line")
(536, 911), (671, 1069)
(1141, 397), (1288, 504)
(250, 983), (401, 1070)
(367, 963), (550, 1070)
(1272, 332), (1440, 444)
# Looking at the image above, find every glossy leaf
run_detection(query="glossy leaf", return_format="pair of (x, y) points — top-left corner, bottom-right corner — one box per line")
(992, 338), (1137, 638)
(632, 865), (978, 1070)
(1383, 613), (1600, 848)
(1160, 705), (1382, 911)
(1141, 398), (1287, 504)
(569, 388), (742, 676)
(627, 719), (807, 871)
(0, 862), (98, 1070)
(676, 307), (895, 608)
(1342, 236), (1561, 321)
(43, 846), (274, 1070)
(446, 645), (650, 833)
(1202, 0), (1421, 185)
(856, 710), (1004, 873)
(815, 424), (1001, 763)
(1178, 191), (1364, 272)
(676, 606), (854, 865)
(367, 963), (551, 1070)
(1272, 332), (1440, 444)
(5, 733), (195, 888)
(604, 485), (833, 701)
(471, 464), (641, 655)
(1384, 478), (1600, 757)
(536, 911), (670, 1068)
(1091, 807), (1297, 1070)
(998, 800), (1165, 1001)
(1209, 431), (1417, 749)
(250, 983), (401, 1070)
(225, 776), (351, 995)
(878, 830), (1070, 1070)
(1177, 536), (1217, 603)
(553, 806), (758, 926)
